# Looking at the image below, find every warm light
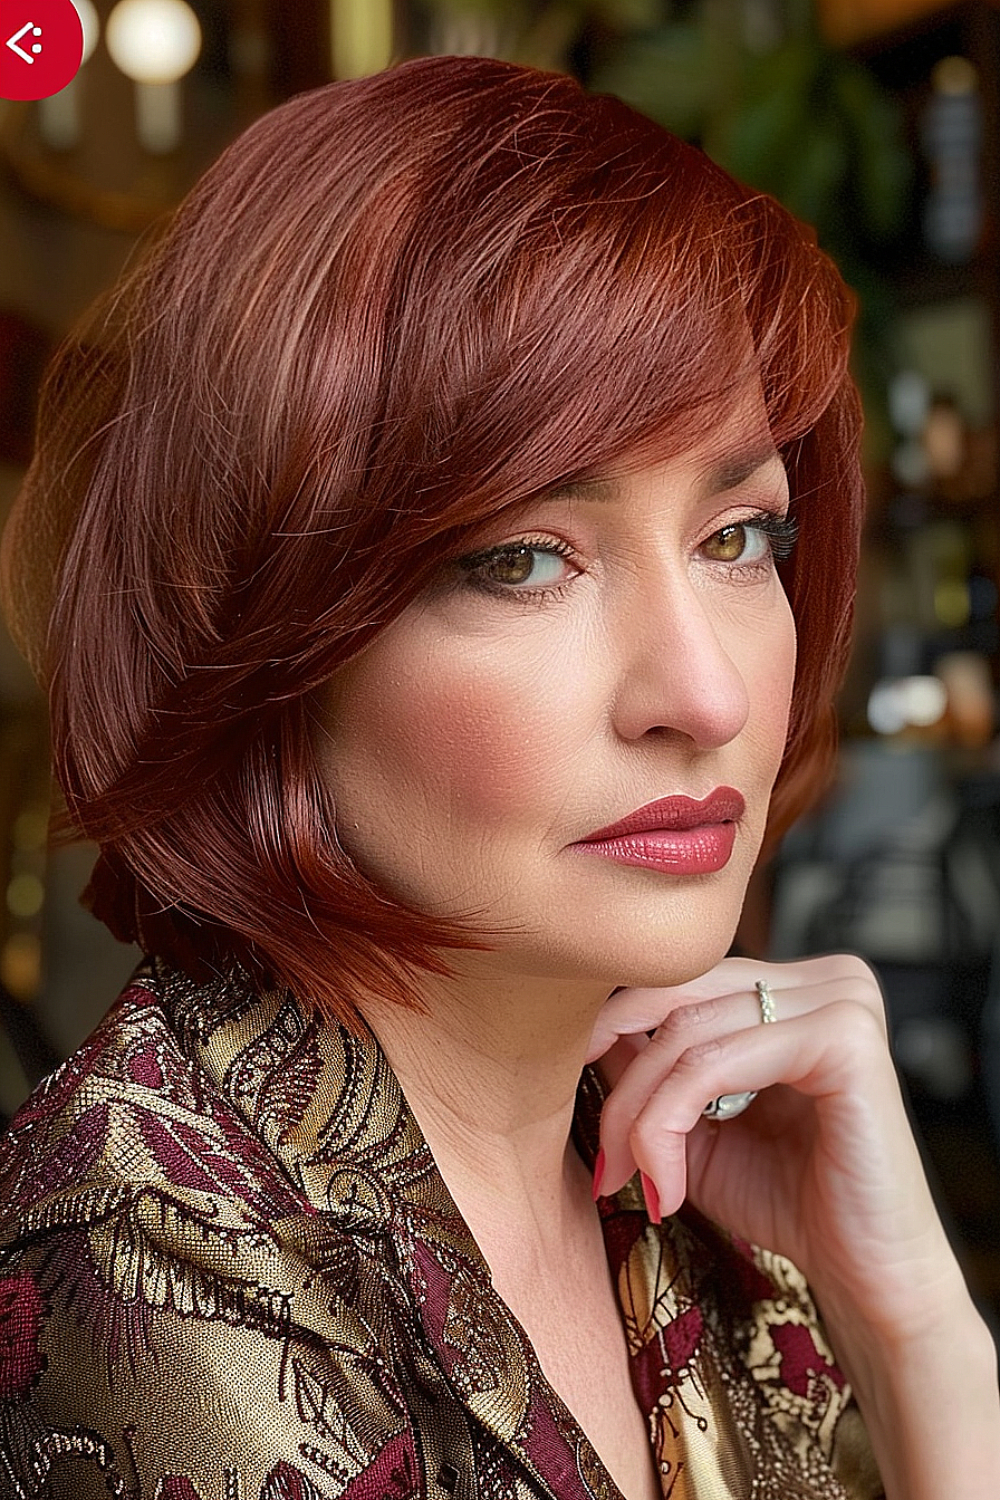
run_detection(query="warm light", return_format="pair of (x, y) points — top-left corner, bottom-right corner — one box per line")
(106, 0), (202, 153)
(106, 0), (202, 83)
(936, 651), (996, 749)
(932, 56), (978, 97)
(1, 933), (41, 1004)
(6, 873), (44, 920)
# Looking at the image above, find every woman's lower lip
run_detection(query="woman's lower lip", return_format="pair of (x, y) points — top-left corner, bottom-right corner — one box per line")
(574, 822), (736, 873)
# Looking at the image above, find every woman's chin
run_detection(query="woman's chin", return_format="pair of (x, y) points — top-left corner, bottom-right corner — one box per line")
(600, 930), (740, 990)
(476, 915), (744, 993)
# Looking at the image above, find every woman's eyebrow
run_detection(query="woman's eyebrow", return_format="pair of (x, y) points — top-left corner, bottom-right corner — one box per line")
(543, 447), (783, 506)
(708, 447), (784, 494)
(543, 477), (619, 504)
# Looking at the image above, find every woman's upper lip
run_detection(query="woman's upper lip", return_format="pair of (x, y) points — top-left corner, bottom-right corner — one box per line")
(577, 787), (746, 842)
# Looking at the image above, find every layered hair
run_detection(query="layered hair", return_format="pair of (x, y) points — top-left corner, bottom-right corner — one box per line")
(3, 55), (863, 1022)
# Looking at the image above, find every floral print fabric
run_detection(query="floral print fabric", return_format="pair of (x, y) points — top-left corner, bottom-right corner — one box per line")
(0, 960), (883, 1499)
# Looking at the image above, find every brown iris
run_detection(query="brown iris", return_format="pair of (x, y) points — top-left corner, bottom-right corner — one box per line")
(480, 545), (535, 585)
(702, 525), (748, 562)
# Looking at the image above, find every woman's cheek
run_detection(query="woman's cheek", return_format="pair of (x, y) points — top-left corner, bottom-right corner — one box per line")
(327, 637), (590, 836)
(382, 662), (583, 821)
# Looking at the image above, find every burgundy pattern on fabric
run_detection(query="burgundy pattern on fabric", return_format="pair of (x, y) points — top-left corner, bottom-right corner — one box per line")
(0, 961), (883, 1499)
(0, 1276), (44, 1400)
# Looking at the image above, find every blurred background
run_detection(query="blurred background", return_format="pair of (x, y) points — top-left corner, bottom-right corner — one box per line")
(1, 0), (999, 1335)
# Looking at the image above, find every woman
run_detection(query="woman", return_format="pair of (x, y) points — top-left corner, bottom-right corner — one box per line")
(0, 54), (997, 1500)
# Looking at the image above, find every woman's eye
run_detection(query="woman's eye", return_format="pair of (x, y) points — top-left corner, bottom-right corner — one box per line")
(459, 542), (574, 591)
(702, 524), (766, 564)
(701, 514), (797, 566)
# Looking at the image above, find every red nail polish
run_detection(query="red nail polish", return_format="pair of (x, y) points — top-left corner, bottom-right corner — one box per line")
(640, 1172), (661, 1224)
(592, 1147), (605, 1201)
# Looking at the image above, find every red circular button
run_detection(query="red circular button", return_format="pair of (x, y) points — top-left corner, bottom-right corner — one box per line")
(1, 0), (84, 101)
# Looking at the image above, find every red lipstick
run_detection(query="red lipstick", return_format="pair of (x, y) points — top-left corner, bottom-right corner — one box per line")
(573, 787), (745, 874)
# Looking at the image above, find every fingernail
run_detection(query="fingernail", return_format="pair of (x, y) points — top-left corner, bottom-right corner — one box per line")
(592, 1147), (605, 1201)
(640, 1172), (661, 1224)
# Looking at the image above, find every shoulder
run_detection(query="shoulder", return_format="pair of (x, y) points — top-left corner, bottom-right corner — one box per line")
(1, 1231), (424, 1500)
(0, 967), (428, 1500)
(0, 967), (304, 1241)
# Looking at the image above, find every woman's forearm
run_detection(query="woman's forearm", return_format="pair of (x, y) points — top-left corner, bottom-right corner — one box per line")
(827, 1284), (1000, 1499)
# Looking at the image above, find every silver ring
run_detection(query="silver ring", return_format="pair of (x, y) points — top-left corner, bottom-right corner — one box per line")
(756, 977), (777, 1024)
(702, 978), (777, 1121)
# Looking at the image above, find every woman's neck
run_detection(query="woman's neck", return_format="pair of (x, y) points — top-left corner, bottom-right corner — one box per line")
(357, 960), (613, 1250)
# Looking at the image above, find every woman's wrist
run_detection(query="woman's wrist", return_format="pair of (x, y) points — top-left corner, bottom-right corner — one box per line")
(797, 1176), (981, 1343)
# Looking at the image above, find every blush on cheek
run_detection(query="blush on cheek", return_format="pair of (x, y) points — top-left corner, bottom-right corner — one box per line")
(358, 663), (576, 824)
(320, 646), (582, 915)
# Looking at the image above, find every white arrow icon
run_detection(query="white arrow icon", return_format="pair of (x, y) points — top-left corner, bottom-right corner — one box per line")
(6, 22), (43, 65)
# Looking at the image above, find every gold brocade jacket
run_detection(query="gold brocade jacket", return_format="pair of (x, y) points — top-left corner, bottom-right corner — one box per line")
(0, 961), (883, 1500)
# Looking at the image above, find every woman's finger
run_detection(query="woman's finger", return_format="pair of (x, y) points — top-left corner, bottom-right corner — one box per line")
(619, 999), (889, 1213)
(593, 1031), (650, 1090)
(597, 978), (887, 1195)
(588, 955), (886, 1061)
(599, 974), (881, 1144)
(587, 948), (881, 1056)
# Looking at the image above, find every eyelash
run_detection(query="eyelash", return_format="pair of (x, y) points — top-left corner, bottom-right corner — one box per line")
(731, 511), (799, 562)
(454, 510), (798, 602)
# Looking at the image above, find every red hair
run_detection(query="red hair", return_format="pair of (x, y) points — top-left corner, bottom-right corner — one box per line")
(2, 56), (863, 1022)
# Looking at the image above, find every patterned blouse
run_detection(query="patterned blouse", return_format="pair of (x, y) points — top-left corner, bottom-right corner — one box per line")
(0, 960), (883, 1500)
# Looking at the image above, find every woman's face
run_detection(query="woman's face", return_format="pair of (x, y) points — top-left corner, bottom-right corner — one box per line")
(317, 390), (797, 989)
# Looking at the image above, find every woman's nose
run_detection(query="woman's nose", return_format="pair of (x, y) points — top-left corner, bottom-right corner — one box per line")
(610, 575), (751, 749)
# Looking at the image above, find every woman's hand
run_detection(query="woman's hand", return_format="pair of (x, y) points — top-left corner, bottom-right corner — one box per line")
(590, 954), (1000, 1499)
(589, 954), (961, 1339)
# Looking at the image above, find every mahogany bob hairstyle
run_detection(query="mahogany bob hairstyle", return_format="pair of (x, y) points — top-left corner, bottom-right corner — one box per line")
(2, 55), (863, 1024)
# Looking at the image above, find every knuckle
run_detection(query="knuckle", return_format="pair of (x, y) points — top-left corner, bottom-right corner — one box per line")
(848, 974), (888, 1016)
(835, 951), (879, 986)
(629, 1111), (682, 1160)
(676, 1034), (726, 1076)
(838, 970), (889, 1027)
(650, 1000), (714, 1047)
(804, 950), (873, 984)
